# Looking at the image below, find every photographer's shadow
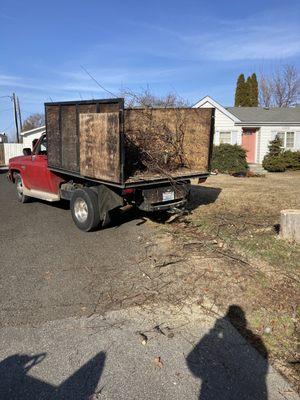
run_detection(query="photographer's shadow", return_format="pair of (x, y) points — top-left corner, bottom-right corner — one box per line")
(0, 351), (106, 399)
(186, 305), (269, 400)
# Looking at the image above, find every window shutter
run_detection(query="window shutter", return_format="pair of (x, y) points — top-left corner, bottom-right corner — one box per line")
(295, 132), (300, 150)
(214, 130), (220, 145)
(231, 131), (238, 145)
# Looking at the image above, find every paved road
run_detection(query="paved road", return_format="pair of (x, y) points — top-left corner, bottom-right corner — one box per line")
(0, 172), (150, 327)
(0, 304), (298, 400)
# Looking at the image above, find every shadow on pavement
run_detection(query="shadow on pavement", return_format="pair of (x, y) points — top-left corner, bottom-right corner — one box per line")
(186, 305), (269, 400)
(0, 351), (106, 399)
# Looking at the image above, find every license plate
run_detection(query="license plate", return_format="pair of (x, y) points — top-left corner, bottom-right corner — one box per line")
(162, 191), (175, 202)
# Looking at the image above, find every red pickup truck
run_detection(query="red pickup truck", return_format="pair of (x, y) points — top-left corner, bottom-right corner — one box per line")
(8, 98), (213, 231)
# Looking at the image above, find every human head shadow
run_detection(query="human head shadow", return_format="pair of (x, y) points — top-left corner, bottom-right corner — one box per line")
(0, 351), (106, 400)
(186, 305), (269, 400)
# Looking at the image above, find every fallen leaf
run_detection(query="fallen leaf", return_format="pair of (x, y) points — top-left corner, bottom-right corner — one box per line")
(154, 356), (164, 368)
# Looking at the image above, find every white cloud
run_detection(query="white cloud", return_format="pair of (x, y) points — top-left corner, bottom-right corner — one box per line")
(137, 10), (300, 61)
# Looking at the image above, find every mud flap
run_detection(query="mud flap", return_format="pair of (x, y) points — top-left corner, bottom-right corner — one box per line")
(92, 185), (123, 227)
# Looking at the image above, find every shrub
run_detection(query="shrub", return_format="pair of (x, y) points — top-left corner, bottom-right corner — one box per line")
(211, 144), (248, 174)
(263, 135), (300, 172)
(282, 150), (300, 170)
(262, 155), (286, 172)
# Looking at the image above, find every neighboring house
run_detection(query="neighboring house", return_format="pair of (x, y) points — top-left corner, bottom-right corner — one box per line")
(194, 96), (300, 164)
(21, 125), (45, 150)
(0, 133), (8, 143)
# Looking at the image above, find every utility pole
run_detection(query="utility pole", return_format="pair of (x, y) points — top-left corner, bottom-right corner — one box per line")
(12, 93), (19, 143)
(16, 96), (22, 132)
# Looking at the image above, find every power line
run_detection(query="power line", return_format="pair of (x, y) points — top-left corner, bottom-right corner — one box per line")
(80, 65), (118, 98)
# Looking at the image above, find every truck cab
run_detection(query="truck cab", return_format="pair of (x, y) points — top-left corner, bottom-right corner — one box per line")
(8, 135), (64, 202)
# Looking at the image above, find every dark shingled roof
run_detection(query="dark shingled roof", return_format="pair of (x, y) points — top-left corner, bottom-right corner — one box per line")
(226, 107), (300, 123)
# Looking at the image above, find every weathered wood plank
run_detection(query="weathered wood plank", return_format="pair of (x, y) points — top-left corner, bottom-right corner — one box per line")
(124, 108), (212, 179)
(46, 105), (61, 168)
(61, 105), (79, 172)
(79, 112), (120, 182)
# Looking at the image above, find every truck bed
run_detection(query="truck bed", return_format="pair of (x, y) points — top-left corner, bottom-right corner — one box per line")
(45, 98), (214, 187)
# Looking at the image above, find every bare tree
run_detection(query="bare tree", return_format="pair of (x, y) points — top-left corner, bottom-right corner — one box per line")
(122, 88), (190, 175)
(272, 65), (299, 107)
(120, 87), (189, 108)
(259, 75), (273, 107)
(259, 64), (300, 107)
(22, 113), (45, 131)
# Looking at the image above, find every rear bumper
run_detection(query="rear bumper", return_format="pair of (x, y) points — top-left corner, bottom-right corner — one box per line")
(136, 182), (190, 212)
(141, 198), (187, 212)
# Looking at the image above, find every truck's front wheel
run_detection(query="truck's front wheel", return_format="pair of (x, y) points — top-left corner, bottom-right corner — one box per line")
(15, 173), (30, 203)
(70, 188), (101, 231)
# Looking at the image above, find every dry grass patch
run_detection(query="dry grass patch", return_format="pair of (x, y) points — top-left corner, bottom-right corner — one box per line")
(163, 171), (300, 389)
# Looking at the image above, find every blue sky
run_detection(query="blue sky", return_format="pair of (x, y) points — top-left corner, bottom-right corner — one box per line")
(1, 0), (300, 139)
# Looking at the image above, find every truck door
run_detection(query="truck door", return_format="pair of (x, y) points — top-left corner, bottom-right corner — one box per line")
(24, 135), (53, 192)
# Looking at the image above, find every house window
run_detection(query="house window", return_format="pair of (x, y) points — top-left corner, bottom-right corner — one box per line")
(286, 132), (295, 149)
(219, 131), (231, 144)
(277, 132), (285, 147)
(276, 132), (294, 149)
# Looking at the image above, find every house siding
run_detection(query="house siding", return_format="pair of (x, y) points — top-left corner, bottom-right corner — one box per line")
(198, 101), (242, 146)
(256, 126), (300, 163)
(22, 128), (45, 149)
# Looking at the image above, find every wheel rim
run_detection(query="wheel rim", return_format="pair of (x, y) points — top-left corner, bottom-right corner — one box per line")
(74, 197), (88, 223)
(16, 177), (23, 199)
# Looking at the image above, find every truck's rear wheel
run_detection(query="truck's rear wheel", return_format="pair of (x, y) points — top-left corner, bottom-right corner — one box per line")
(15, 173), (30, 203)
(70, 188), (101, 231)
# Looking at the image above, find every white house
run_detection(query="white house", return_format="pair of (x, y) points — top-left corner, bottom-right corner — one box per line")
(194, 96), (300, 164)
(21, 125), (45, 150)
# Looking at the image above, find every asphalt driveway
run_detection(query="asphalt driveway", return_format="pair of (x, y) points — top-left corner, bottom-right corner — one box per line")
(0, 171), (150, 327)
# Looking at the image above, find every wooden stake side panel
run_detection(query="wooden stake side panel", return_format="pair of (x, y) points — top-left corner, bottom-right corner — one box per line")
(61, 105), (79, 172)
(46, 105), (61, 168)
(182, 108), (212, 170)
(124, 108), (212, 179)
(79, 112), (120, 182)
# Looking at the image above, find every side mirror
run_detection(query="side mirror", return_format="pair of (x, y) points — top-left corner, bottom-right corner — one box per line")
(23, 148), (32, 156)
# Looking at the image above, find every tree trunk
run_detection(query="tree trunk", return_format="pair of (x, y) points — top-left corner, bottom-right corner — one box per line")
(280, 210), (300, 243)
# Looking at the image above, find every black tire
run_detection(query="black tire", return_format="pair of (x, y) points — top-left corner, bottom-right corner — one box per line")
(70, 188), (101, 231)
(15, 173), (30, 203)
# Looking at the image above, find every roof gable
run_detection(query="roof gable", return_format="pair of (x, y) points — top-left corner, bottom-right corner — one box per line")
(193, 96), (240, 123)
(21, 125), (46, 136)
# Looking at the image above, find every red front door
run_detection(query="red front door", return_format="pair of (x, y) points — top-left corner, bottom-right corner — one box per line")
(242, 129), (256, 163)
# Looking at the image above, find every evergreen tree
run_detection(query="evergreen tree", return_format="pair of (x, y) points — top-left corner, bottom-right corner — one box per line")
(234, 73), (259, 107)
(245, 76), (252, 106)
(249, 73), (258, 106)
(267, 135), (283, 156)
(234, 74), (247, 106)
(262, 135), (285, 171)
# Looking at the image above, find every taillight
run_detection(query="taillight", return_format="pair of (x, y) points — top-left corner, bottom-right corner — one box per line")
(122, 188), (135, 196)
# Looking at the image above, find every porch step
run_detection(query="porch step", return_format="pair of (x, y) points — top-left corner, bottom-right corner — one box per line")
(248, 163), (267, 175)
